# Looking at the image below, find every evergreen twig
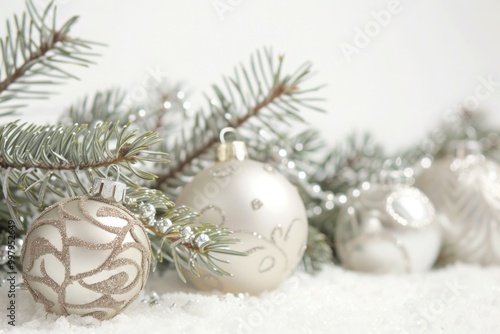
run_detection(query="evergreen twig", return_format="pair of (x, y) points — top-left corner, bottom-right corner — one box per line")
(0, 0), (100, 116)
(0, 121), (167, 228)
(154, 48), (325, 197)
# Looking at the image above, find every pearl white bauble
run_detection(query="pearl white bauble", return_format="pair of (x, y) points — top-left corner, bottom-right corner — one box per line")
(176, 159), (308, 294)
(336, 183), (441, 274)
(416, 142), (500, 265)
(21, 196), (150, 320)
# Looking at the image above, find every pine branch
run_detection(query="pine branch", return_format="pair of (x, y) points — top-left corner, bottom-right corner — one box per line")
(0, 0), (100, 116)
(155, 48), (325, 195)
(302, 226), (333, 272)
(315, 132), (385, 193)
(155, 85), (285, 186)
(0, 121), (166, 172)
(59, 85), (189, 135)
(400, 109), (500, 170)
(59, 88), (130, 127)
(0, 121), (167, 228)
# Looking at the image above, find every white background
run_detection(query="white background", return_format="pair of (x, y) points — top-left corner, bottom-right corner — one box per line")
(1, 0), (500, 152)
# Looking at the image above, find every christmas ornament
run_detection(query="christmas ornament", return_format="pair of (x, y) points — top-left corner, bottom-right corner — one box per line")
(176, 128), (308, 294)
(21, 178), (151, 320)
(415, 140), (500, 265)
(335, 170), (441, 274)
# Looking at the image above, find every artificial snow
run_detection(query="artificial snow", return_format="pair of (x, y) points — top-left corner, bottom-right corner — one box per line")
(1, 263), (500, 333)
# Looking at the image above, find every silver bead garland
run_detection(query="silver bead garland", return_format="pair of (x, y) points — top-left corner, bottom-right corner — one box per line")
(128, 196), (206, 249)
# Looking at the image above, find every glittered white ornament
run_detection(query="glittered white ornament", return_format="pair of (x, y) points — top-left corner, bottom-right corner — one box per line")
(416, 140), (500, 265)
(176, 129), (308, 295)
(21, 179), (150, 320)
(335, 171), (441, 274)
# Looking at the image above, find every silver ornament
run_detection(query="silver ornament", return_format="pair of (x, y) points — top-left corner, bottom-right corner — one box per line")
(416, 140), (500, 265)
(336, 171), (441, 274)
(21, 179), (151, 320)
(176, 129), (308, 294)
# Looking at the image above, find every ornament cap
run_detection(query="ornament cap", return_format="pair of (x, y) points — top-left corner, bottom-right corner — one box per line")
(376, 169), (411, 186)
(217, 128), (248, 162)
(90, 178), (126, 202)
(217, 141), (248, 162)
(451, 140), (483, 159)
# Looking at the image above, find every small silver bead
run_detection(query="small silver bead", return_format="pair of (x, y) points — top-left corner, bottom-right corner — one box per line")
(194, 233), (210, 248)
(155, 218), (173, 234)
(180, 226), (194, 242)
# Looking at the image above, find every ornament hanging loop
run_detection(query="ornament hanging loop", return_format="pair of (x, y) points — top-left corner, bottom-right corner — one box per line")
(105, 164), (122, 182)
(219, 127), (238, 143)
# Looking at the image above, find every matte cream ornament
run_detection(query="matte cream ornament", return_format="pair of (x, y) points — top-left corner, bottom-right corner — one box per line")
(335, 171), (441, 274)
(176, 128), (308, 294)
(21, 178), (151, 320)
(416, 140), (500, 265)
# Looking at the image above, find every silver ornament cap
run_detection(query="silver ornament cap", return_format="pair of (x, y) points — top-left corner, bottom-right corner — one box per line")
(217, 127), (248, 162)
(376, 169), (412, 186)
(90, 177), (126, 202)
(451, 140), (483, 159)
